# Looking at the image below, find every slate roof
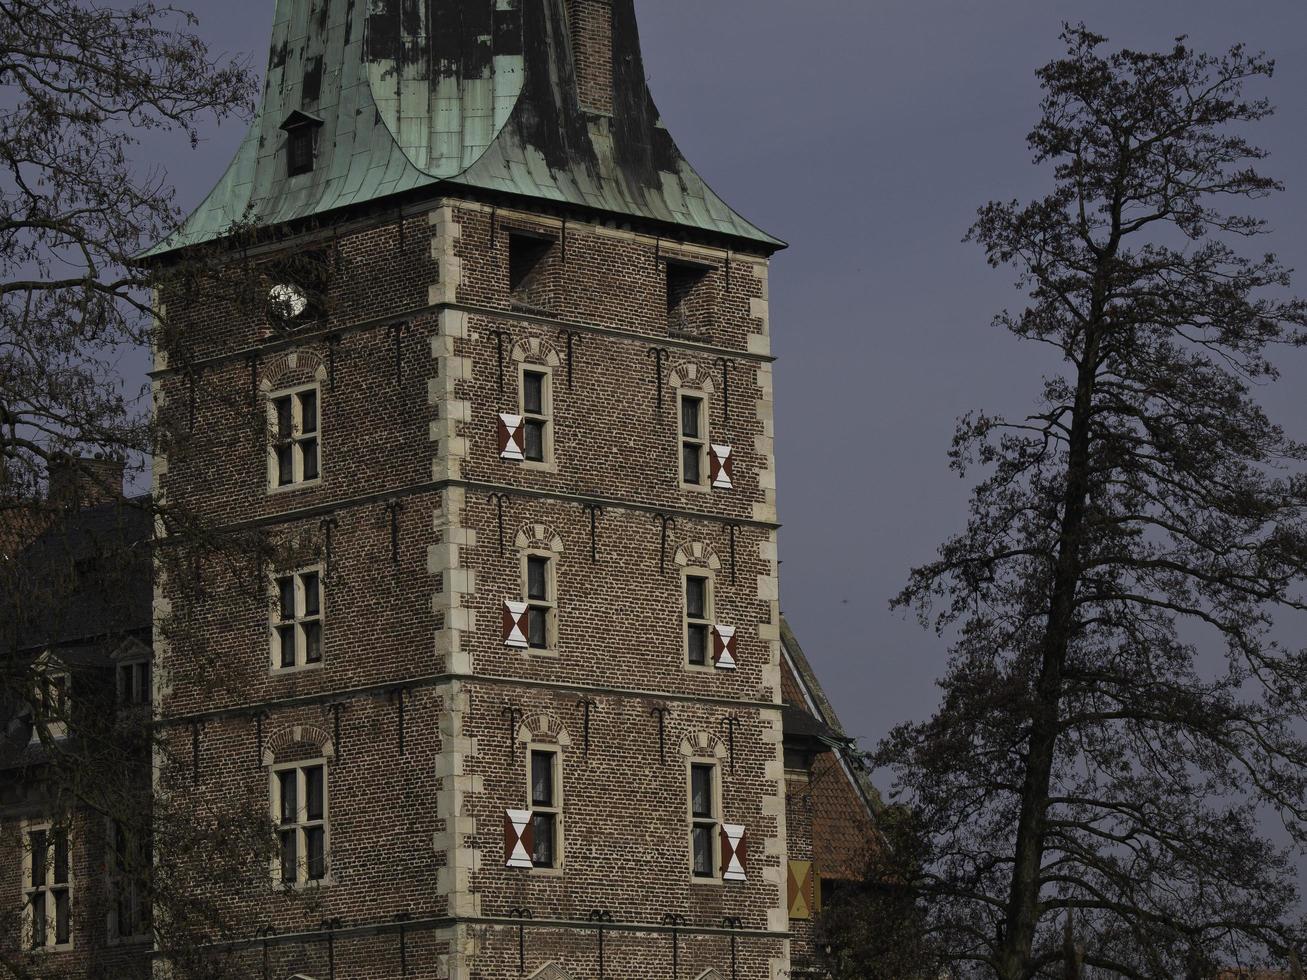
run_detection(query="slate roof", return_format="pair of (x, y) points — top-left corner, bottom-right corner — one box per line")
(780, 617), (883, 819)
(148, 0), (782, 256)
(7, 496), (152, 652)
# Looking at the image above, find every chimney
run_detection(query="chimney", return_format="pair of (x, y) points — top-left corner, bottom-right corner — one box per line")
(566, 0), (614, 115)
(47, 455), (126, 509)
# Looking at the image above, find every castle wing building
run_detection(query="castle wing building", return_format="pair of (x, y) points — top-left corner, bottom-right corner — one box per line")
(3, 3), (878, 978)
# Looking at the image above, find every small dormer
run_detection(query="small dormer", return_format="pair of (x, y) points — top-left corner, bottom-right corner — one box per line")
(29, 651), (71, 744)
(280, 110), (324, 178)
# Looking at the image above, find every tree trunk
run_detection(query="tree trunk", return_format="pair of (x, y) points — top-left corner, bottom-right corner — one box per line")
(996, 307), (1106, 979)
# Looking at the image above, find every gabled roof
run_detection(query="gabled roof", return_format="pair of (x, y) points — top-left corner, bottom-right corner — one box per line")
(780, 617), (883, 819)
(148, 0), (782, 256)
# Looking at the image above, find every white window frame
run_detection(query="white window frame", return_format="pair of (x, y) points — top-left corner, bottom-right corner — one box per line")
(688, 761), (722, 883)
(677, 390), (709, 490)
(105, 818), (151, 945)
(267, 383), (323, 492)
(114, 658), (151, 710)
(520, 550), (558, 656)
(518, 363), (555, 468)
(683, 569), (714, 671)
(526, 744), (563, 873)
(269, 760), (330, 888)
(270, 566), (325, 672)
(21, 818), (74, 951)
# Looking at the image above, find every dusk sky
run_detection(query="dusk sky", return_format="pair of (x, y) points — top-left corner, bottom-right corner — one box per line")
(151, 0), (1307, 776)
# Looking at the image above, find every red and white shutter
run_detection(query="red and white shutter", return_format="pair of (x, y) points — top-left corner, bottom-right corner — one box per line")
(503, 601), (529, 648)
(498, 413), (525, 461)
(505, 809), (534, 868)
(712, 625), (738, 670)
(721, 824), (748, 882)
(709, 444), (734, 490)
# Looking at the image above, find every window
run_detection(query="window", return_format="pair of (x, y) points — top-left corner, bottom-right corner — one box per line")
(288, 127), (316, 177)
(273, 763), (327, 885)
(666, 260), (712, 335)
(24, 822), (71, 949)
(690, 763), (719, 879)
(685, 573), (712, 667)
(108, 821), (150, 942)
(529, 749), (560, 869)
(508, 233), (557, 309)
(117, 659), (150, 708)
(679, 393), (707, 488)
(280, 111), (323, 178)
(31, 667), (69, 743)
(268, 385), (321, 490)
(523, 554), (555, 652)
(520, 367), (552, 464)
(272, 569), (323, 670)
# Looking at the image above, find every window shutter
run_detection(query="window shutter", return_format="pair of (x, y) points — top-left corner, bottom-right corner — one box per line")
(505, 809), (534, 869)
(709, 444), (734, 489)
(788, 860), (815, 920)
(712, 625), (738, 670)
(503, 601), (529, 648)
(498, 413), (525, 461)
(721, 824), (748, 882)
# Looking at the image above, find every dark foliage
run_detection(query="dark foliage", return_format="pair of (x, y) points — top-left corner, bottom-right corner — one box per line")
(881, 25), (1307, 980)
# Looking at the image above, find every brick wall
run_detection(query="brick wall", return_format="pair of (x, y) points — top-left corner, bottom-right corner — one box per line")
(125, 195), (791, 979)
(565, 0), (614, 115)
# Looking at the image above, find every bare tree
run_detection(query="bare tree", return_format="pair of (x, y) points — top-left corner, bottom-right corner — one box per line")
(881, 25), (1307, 979)
(0, 4), (296, 978)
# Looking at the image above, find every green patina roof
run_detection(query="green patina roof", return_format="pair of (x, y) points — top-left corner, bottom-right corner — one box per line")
(149, 0), (782, 257)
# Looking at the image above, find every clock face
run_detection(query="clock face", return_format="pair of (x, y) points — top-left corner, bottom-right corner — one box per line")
(269, 283), (309, 319)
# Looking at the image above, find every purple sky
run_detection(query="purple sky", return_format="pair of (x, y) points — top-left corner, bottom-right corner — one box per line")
(153, 0), (1307, 759)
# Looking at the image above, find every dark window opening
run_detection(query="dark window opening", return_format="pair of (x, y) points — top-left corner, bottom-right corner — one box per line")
(531, 749), (559, 867)
(522, 369), (549, 463)
(526, 555), (552, 650)
(691, 763), (717, 878)
(287, 127), (316, 177)
(686, 574), (710, 666)
(666, 260), (714, 337)
(680, 395), (706, 486)
(508, 233), (558, 310)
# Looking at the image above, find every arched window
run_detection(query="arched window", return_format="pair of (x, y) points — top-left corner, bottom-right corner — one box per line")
(263, 726), (335, 887)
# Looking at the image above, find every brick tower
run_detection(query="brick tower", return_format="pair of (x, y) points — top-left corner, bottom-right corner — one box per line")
(149, 1), (793, 977)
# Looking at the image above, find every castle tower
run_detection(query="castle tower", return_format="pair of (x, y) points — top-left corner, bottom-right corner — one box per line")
(150, 2), (790, 976)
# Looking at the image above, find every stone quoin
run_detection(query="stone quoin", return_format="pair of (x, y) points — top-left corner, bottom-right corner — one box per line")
(0, 2), (879, 977)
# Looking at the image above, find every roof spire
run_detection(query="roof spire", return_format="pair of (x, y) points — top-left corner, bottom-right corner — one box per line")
(150, 0), (782, 256)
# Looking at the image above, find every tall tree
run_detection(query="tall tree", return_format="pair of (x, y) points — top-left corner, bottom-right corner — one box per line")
(0, 0), (253, 499)
(882, 26), (1307, 979)
(0, 4), (284, 978)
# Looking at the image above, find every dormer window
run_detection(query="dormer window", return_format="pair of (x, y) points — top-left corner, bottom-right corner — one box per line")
(30, 657), (70, 743)
(111, 639), (152, 711)
(280, 111), (324, 178)
(288, 129), (314, 176)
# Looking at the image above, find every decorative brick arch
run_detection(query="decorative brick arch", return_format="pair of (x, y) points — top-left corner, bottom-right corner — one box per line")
(510, 336), (563, 368)
(516, 711), (573, 748)
(674, 541), (722, 571)
(694, 971), (728, 980)
(514, 523), (565, 554)
(260, 349), (328, 393)
(262, 724), (335, 766)
(679, 730), (729, 761)
(527, 964), (576, 980)
(669, 360), (715, 395)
